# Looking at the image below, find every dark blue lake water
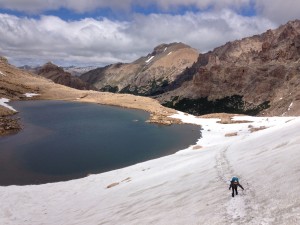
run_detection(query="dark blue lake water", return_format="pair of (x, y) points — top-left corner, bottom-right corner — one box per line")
(0, 100), (200, 186)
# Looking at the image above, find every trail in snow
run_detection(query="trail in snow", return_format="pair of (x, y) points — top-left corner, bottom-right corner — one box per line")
(215, 145), (260, 224)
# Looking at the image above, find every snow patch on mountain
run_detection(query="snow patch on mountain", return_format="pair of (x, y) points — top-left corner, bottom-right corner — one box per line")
(23, 93), (40, 98)
(0, 98), (16, 111)
(145, 56), (154, 63)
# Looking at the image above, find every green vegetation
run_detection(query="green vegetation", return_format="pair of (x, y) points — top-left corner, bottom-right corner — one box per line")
(163, 95), (270, 116)
(119, 79), (169, 96)
(100, 85), (119, 93)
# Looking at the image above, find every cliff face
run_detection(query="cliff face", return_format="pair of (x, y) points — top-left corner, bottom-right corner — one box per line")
(80, 42), (199, 95)
(37, 62), (93, 90)
(158, 20), (300, 116)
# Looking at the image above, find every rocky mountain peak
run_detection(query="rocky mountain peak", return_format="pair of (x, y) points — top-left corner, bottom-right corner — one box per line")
(0, 56), (8, 64)
(36, 62), (92, 90)
(80, 42), (199, 95)
(39, 62), (64, 74)
(151, 42), (189, 56)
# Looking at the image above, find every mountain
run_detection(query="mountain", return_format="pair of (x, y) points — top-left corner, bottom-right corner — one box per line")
(36, 62), (94, 90)
(63, 66), (98, 76)
(81, 20), (300, 117)
(157, 20), (300, 116)
(80, 42), (199, 96)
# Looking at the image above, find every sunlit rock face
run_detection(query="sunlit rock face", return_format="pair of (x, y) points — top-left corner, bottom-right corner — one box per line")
(36, 62), (93, 90)
(158, 20), (300, 116)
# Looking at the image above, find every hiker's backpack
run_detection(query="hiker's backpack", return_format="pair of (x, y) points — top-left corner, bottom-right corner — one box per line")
(231, 176), (239, 183)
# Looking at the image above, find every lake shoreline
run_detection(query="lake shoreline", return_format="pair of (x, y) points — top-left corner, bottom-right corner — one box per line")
(0, 90), (184, 137)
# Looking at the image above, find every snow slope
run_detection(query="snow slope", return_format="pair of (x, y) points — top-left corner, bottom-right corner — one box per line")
(1, 113), (300, 225)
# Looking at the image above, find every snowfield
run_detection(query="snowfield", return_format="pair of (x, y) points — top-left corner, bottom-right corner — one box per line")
(1, 112), (300, 225)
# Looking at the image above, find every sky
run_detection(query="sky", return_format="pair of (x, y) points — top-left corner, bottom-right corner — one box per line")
(0, 0), (299, 67)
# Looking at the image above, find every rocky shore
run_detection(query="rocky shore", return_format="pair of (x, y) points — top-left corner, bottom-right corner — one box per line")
(0, 116), (22, 136)
(0, 106), (21, 136)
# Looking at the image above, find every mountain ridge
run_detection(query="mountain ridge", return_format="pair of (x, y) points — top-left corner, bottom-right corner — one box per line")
(80, 20), (300, 117)
(158, 19), (300, 116)
(80, 42), (199, 95)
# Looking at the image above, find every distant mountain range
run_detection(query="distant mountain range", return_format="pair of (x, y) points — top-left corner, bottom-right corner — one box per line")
(19, 65), (97, 77)
(63, 66), (98, 77)
(20, 63), (94, 90)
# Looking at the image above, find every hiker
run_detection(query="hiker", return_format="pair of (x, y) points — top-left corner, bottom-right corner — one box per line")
(229, 176), (244, 197)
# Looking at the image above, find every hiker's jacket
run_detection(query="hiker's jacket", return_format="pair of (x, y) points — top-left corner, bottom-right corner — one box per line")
(229, 181), (244, 190)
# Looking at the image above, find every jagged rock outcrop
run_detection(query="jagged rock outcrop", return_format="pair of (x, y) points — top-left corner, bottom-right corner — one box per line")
(80, 42), (199, 96)
(37, 62), (93, 90)
(157, 20), (300, 116)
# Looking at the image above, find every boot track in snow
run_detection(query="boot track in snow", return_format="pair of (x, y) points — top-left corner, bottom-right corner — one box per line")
(215, 145), (263, 224)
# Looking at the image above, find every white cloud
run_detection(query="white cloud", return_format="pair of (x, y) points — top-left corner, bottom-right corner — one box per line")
(0, 0), (134, 13)
(0, 0), (299, 27)
(254, 0), (300, 24)
(151, 0), (251, 11)
(0, 10), (275, 66)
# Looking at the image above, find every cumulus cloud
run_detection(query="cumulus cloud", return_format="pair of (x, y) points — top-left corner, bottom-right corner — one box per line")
(0, 11), (275, 66)
(0, 0), (134, 13)
(0, 0), (299, 26)
(254, 0), (300, 24)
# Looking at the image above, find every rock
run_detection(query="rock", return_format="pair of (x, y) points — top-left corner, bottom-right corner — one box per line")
(0, 116), (22, 136)
(35, 62), (94, 90)
(0, 56), (8, 64)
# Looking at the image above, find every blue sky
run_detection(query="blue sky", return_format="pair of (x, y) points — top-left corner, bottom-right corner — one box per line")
(0, 0), (298, 66)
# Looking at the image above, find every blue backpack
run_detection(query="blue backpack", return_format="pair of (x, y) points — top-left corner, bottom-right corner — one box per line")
(231, 176), (239, 183)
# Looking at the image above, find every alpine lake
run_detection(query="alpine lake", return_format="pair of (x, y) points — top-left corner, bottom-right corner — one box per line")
(0, 100), (200, 186)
